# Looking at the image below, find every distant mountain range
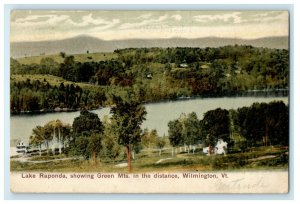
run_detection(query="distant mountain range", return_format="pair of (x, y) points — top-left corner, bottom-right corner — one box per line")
(11, 35), (289, 58)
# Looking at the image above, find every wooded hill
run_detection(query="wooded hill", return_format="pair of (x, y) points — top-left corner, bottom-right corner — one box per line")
(10, 45), (289, 113)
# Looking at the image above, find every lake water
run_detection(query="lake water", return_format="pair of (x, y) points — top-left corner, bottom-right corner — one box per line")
(10, 96), (288, 144)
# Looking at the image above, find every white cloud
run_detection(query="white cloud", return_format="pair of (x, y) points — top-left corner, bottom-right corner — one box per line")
(13, 14), (70, 27)
(193, 12), (242, 24)
(256, 11), (288, 23)
(65, 14), (120, 27)
(119, 14), (168, 29)
(15, 15), (46, 23)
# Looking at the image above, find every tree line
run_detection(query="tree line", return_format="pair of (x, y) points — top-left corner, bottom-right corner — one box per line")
(10, 78), (107, 113)
(29, 99), (288, 172)
(168, 101), (288, 154)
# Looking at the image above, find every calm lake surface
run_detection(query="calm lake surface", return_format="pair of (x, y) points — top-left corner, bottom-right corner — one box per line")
(10, 96), (288, 144)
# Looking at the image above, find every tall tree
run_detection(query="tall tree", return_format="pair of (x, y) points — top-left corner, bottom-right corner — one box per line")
(101, 116), (121, 162)
(72, 110), (103, 163)
(201, 108), (230, 154)
(42, 123), (54, 154)
(264, 101), (289, 146)
(156, 136), (166, 156)
(29, 125), (45, 156)
(237, 101), (289, 147)
(141, 128), (159, 149)
(183, 112), (201, 153)
(110, 95), (147, 172)
(168, 119), (184, 156)
(87, 132), (103, 165)
(46, 119), (69, 154)
(72, 110), (103, 134)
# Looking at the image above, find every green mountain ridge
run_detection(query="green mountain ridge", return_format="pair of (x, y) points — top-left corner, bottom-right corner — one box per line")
(11, 35), (289, 58)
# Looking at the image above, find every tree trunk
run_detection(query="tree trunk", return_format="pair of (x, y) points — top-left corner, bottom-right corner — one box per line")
(208, 145), (213, 155)
(39, 143), (42, 156)
(171, 147), (174, 157)
(45, 141), (50, 155)
(52, 130), (56, 155)
(159, 149), (162, 156)
(126, 146), (132, 172)
(58, 128), (62, 154)
(266, 124), (269, 147)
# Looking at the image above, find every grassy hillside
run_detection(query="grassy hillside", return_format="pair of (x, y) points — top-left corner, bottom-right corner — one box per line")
(11, 74), (99, 90)
(16, 52), (118, 65)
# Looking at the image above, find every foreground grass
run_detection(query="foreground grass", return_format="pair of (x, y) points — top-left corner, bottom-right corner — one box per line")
(10, 147), (288, 173)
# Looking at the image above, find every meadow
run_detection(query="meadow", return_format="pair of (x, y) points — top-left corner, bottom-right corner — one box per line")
(10, 146), (288, 173)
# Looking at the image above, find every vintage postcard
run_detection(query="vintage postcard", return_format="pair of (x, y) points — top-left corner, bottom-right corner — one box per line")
(10, 10), (289, 193)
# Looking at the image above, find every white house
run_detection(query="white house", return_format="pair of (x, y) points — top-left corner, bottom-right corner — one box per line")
(16, 141), (29, 154)
(203, 139), (228, 155)
(214, 139), (228, 155)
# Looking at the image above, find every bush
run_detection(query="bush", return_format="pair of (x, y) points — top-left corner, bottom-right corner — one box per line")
(211, 154), (249, 170)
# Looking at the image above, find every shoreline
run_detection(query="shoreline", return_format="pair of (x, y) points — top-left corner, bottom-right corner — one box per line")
(10, 89), (289, 116)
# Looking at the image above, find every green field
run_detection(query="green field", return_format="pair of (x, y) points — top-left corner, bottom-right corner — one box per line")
(10, 147), (288, 173)
(16, 52), (118, 64)
(11, 74), (100, 90)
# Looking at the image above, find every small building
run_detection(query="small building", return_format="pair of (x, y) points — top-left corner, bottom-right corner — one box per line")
(179, 63), (188, 68)
(215, 139), (228, 155)
(203, 139), (228, 155)
(16, 141), (29, 154)
(146, 73), (153, 79)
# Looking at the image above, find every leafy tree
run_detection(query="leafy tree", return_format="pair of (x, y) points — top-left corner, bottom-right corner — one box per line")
(77, 62), (95, 82)
(237, 101), (289, 147)
(87, 132), (103, 164)
(73, 136), (89, 159)
(10, 58), (21, 74)
(29, 125), (45, 156)
(110, 95), (147, 172)
(59, 52), (66, 58)
(156, 136), (166, 156)
(141, 128), (158, 148)
(72, 110), (103, 134)
(60, 123), (72, 150)
(40, 57), (59, 75)
(264, 101), (288, 146)
(183, 112), (201, 153)
(101, 116), (121, 161)
(46, 119), (71, 154)
(42, 123), (54, 154)
(141, 128), (150, 148)
(168, 119), (184, 155)
(201, 108), (230, 153)
(59, 55), (75, 80)
(71, 110), (103, 161)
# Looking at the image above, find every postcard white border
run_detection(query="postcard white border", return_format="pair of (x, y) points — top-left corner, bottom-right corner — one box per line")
(2, 1), (298, 201)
